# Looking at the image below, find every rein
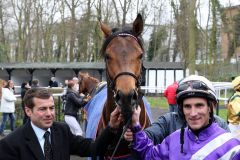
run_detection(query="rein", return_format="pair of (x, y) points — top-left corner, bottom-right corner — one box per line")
(110, 91), (143, 160)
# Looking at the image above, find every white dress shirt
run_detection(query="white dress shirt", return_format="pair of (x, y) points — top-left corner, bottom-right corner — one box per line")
(31, 122), (51, 155)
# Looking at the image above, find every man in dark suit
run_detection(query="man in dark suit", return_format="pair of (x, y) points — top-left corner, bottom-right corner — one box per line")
(0, 88), (122, 160)
(49, 77), (58, 87)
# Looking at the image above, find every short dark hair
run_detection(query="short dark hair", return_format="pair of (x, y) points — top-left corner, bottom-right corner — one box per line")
(23, 88), (52, 109)
(21, 82), (28, 88)
(67, 80), (75, 89)
(32, 79), (39, 85)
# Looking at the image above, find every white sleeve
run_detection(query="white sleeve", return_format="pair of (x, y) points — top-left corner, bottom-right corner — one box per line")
(2, 88), (17, 102)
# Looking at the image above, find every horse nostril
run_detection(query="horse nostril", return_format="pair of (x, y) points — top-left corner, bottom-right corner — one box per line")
(115, 89), (138, 110)
(129, 89), (138, 107)
(131, 89), (138, 100)
(115, 90), (123, 106)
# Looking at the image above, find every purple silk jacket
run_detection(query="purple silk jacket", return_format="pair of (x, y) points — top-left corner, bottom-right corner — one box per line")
(133, 123), (240, 160)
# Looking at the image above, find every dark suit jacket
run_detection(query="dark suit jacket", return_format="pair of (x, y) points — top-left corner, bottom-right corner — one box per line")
(0, 121), (114, 160)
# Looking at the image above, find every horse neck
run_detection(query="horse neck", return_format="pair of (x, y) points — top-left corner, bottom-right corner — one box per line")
(86, 80), (99, 96)
(101, 86), (116, 125)
(106, 87), (116, 110)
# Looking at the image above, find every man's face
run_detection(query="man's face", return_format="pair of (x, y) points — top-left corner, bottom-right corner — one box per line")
(25, 96), (55, 130)
(183, 97), (210, 130)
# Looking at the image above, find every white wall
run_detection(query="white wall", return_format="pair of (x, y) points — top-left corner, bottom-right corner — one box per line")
(146, 69), (184, 93)
(165, 70), (174, 87)
(148, 70), (156, 92)
(157, 70), (165, 93)
(176, 70), (184, 82)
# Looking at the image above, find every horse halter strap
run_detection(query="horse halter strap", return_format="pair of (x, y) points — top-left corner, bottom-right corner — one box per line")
(101, 31), (144, 90)
(112, 71), (142, 88)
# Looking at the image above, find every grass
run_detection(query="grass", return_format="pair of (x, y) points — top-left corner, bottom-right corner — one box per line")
(146, 96), (229, 121)
(217, 108), (228, 121)
(146, 96), (168, 109)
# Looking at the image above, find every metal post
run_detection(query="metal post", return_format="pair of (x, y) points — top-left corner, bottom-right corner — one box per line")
(216, 104), (219, 116)
(58, 96), (61, 121)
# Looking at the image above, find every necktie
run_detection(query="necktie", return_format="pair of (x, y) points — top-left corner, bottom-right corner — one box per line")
(44, 131), (52, 160)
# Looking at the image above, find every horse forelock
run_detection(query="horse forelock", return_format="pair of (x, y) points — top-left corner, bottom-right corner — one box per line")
(100, 27), (144, 57)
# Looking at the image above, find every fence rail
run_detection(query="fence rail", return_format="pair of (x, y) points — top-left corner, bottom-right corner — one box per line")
(12, 82), (232, 124)
(141, 82), (233, 102)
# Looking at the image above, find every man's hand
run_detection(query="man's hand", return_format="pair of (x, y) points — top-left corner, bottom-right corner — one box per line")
(132, 105), (141, 126)
(83, 95), (91, 102)
(109, 107), (123, 129)
(124, 129), (133, 141)
(124, 106), (141, 141)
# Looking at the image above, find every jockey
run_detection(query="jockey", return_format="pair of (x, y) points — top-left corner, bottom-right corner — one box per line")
(227, 76), (240, 133)
(125, 75), (240, 159)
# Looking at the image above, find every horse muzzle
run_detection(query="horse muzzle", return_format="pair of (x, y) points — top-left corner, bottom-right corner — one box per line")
(114, 89), (138, 123)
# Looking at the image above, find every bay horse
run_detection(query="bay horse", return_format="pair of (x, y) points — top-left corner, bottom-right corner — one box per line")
(78, 72), (107, 98)
(84, 14), (152, 159)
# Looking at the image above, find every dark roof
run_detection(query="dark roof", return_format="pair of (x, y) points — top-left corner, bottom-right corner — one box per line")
(0, 62), (105, 70)
(0, 62), (184, 70)
(143, 62), (184, 69)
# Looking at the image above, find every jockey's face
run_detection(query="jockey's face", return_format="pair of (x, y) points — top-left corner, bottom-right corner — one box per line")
(183, 97), (210, 131)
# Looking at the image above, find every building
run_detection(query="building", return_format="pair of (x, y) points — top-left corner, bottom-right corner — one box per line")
(221, 5), (240, 61)
(0, 62), (184, 93)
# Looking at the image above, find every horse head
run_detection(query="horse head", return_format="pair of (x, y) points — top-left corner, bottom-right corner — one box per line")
(78, 72), (100, 97)
(100, 14), (144, 123)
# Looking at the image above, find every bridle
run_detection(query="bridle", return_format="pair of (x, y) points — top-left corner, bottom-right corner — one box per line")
(101, 31), (144, 159)
(101, 31), (144, 93)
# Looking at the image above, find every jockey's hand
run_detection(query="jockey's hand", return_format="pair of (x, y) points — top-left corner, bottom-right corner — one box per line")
(109, 107), (123, 129)
(124, 129), (133, 142)
(131, 105), (141, 126)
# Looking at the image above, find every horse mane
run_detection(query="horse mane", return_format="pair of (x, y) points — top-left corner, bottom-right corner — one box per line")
(79, 72), (88, 78)
(79, 72), (99, 84)
(89, 76), (99, 84)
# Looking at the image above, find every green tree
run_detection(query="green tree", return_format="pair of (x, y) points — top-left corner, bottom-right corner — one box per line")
(147, 26), (168, 61)
(0, 43), (9, 62)
(233, 13), (240, 50)
(188, 0), (197, 74)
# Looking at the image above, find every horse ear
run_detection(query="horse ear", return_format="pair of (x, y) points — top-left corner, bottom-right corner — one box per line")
(100, 22), (112, 38)
(132, 14), (143, 37)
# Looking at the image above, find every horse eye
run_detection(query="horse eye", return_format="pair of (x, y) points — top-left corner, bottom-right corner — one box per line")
(138, 54), (143, 60)
(105, 54), (111, 61)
